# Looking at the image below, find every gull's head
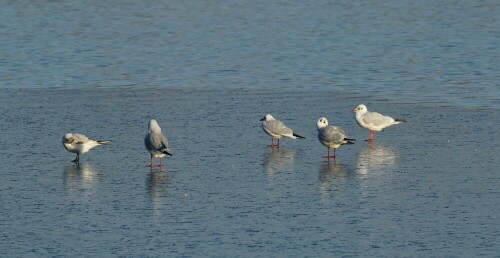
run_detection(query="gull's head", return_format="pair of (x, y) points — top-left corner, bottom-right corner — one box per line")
(63, 133), (74, 144)
(148, 119), (162, 133)
(352, 104), (367, 113)
(317, 117), (329, 129)
(260, 114), (275, 122)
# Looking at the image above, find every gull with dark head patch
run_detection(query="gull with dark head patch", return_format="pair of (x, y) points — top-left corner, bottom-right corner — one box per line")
(316, 117), (355, 159)
(62, 133), (109, 164)
(260, 114), (305, 147)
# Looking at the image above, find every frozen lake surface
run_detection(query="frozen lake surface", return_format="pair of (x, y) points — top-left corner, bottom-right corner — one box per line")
(1, 0), (499, 256)
(0, 89), (498, 257)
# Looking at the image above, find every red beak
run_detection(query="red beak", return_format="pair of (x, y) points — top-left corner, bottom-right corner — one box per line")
(351, 109), (356, 112)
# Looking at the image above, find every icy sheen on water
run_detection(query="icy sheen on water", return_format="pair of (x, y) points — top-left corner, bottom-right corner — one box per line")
(1, 0), (499, 257)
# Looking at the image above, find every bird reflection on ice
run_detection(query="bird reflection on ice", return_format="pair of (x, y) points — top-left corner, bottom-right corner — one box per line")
(318, 161), (351, 198)
(356, 143), (397, 176)
(263, 148), (297, 176)
(64, 163), (98, 193)
(146, 170), (168, 220)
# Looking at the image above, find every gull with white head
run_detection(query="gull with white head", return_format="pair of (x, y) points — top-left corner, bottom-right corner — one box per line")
(260, 114), (305, 147)
(145, 119), (172, 168)
(316, 117), (355, 159)
(352, 104), (405, 142)
(62, 133), (109, 164)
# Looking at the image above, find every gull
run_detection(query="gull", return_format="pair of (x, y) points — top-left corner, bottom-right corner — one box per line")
(352, 104), (405, 142)
(260, 114), (305, 147)
(145, 119), (172, 167)
(62, 133), (109, 164)
(316, 117), (355, 159)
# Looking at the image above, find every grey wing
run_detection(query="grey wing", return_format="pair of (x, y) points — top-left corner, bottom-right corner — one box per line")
(144, 133), (155, 151)
(321, 126), (346, 144)
(158, 134), (170, 151)
(145, 132), (166, 151)
(72, 133), (90, 142)
(362, 112), (394, 127)
(331, 126), (346, 135)
(149, 132), (169, 151)
(266, 120), (293, 135)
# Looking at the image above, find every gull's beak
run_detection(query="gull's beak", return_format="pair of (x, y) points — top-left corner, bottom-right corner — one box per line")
(260, 117), (265, 121)
(351, 108), (357, 112)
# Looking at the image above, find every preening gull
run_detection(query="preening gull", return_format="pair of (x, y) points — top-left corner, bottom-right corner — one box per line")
(145, 119), (172, 167)
(63, 133), (109, 164)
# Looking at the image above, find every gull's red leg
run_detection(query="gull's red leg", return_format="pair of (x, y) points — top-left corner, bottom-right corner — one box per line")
(367, 130), (374, 142)
(267, 138), (278, 147)
(323, 147), (330, 159)
(323, 147), (336, 159)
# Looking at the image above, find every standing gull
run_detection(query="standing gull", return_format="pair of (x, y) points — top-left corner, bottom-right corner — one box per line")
(316, 117), (355, 159)
(352, 104), (405, 142)
(145, 119), (172, 167)
(62, 133), (109, 164)
(260, 114), (305, 147)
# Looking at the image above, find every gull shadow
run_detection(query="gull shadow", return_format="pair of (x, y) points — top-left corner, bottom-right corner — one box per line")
(263, 148), (297, 176)
(146, 170), (169, 196)
(146, 170), (169, 220)
(356, 142), (397, 176)
(63, 163), (98, 193)
(318, 161), (352, 198)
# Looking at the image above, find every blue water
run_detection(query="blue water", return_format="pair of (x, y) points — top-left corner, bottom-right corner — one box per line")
(1, 0), (499, 107)
(1, 1), (499, 257)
